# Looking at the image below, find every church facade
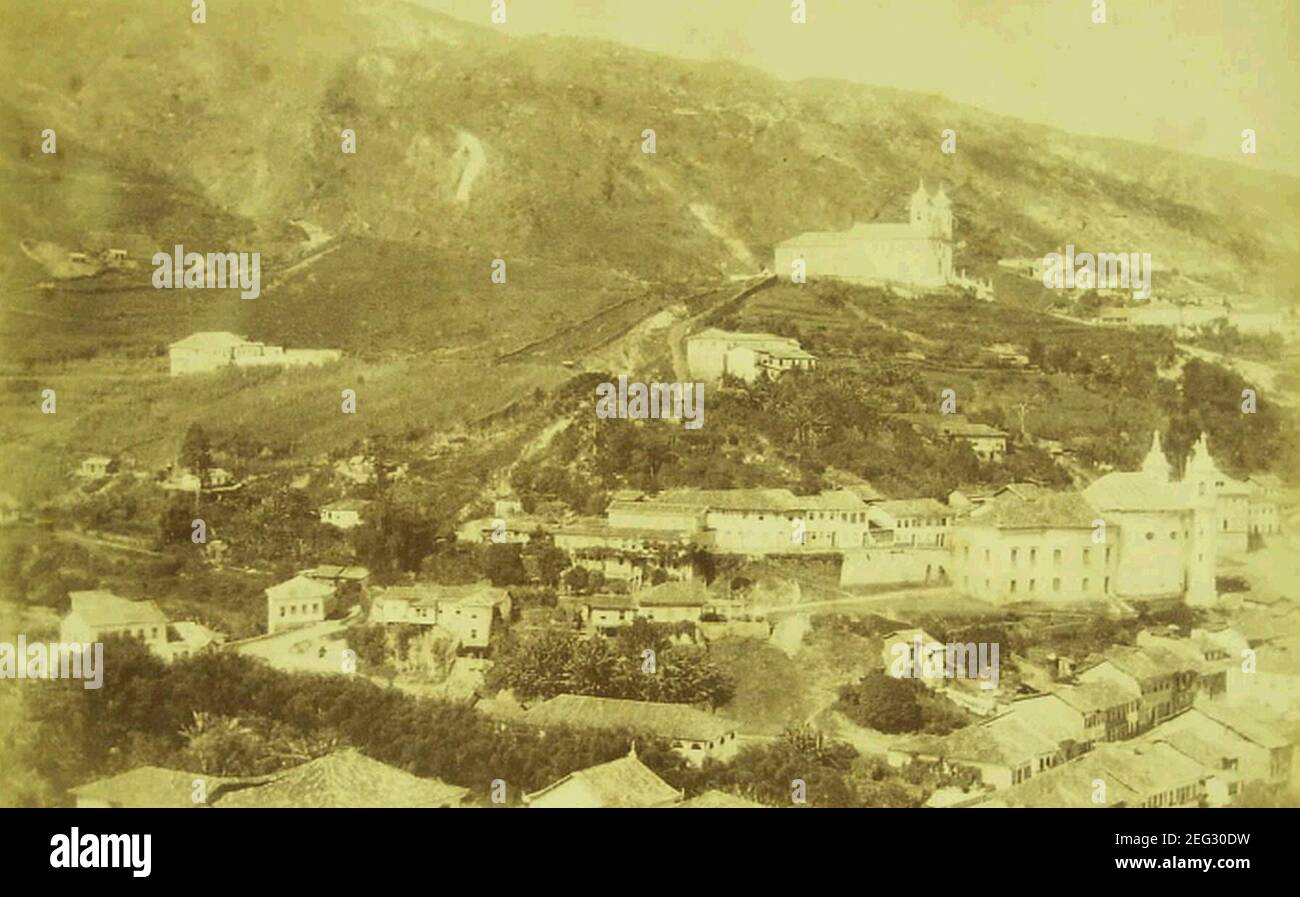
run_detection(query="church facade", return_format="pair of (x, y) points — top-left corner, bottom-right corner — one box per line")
(1083, 432), (1221, 608)
(774, 180), (954, 287)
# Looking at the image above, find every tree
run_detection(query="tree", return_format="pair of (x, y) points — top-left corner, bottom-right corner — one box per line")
(835, 671), (924, 733)
(181, 423), (213, 481)
(482, 543), (529, 587)
(156, 495), (196, 549)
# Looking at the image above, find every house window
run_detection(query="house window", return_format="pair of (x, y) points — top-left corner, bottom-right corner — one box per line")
(1052, 578), (1061, 592)
(1083, 578), (1090, 591)
(1082, 548), (1090, 564)
(1010, 548), (1018, 565)
(280, 607), (286, 617)
(1029, 579), (1036, 592)
(1030, 548), (1037, 563)
(1010, 580), (1017, 593)
(1053, 549), (1062, 564)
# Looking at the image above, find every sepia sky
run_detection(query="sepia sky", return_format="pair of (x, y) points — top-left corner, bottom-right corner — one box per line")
(419, 0), (1299, 178)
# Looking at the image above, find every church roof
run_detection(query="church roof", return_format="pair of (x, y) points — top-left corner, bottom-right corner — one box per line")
(1084, 472), (1186, 512)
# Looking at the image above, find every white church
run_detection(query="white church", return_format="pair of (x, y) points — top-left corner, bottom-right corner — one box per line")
(774, 180), (956, 287)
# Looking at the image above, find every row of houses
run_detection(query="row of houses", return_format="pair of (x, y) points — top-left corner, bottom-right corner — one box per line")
(886, 623), (1297, 805)
(971, 701), (1295, 808)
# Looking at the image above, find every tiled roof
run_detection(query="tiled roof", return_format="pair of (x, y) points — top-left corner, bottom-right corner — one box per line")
(1084, 472), (1187, 512)
(303, 565), (370, 581)
(371, 582), (506, 608)
(1094, 645), (1201, 681)
(70, 767), (255, 808)
(68, 591), (168, 628)
(1193, 703), (1289, 749)
(586, 594), (638, 611)
(214, 749), (469, 808)
(524, 754), (681, 808)
(555, 521), (694, 541)
(1049, 680), (1139, 712)
(169, 331), (252, 350)
(522, 694), (736, 742)
(1090, 742), (1206, 795)
(900, 717), (1057, 767)
(265, 575), (335, 603)
(654, 488), (803, 513)
(322, 498), (372, 512)
(799, 490), (870, 512)
(967, 491), (1097, 529)
(874, 498), (949, 519)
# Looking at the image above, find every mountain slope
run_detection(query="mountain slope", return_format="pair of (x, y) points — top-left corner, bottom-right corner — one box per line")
(2, 0), (1297, 364)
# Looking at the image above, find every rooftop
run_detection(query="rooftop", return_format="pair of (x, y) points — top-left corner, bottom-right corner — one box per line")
(169, 331), (254, 351)
(214, 749), (469, 808)
(1084, 472), (1187, 512)
(967, 491), (1097, 529)
(874, 498), (950, 519)
(372, 582), (507, 609)
(524, 754), (681, 808)
(265, 575), (336, 603)
(68, 590), (168, 628)
(70, 766), (256, 808)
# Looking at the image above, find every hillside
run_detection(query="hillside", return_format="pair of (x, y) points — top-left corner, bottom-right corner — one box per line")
(3, 0), (1298, 368)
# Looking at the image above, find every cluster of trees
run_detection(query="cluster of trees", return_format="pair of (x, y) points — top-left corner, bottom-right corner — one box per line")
(834, 670), (968, 736)
(486, 619), (734, 708)
(674, 728), (921, 808)
(12, 636), (685, 806)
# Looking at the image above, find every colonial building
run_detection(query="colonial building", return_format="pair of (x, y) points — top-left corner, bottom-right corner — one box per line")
(684, 329), (817, 383)
(950, 491), (1111, 604)
(1076, 645), (1207, 735)
(61, 590), (224, 662)
(1084, 431), (1220, 606)
(265, 575), (337, 634)
(61, 590), (169, 651)
(1247, 474), (1283, 537)
(895, 413), (1009, 462)
(368, 582), (510, 651)
(868, 499), (954, 547)
(168, 331), (341, 377)
(608, 488), (872, 556)
(319, 498), (371, 530)
(774, 180), (954, 287)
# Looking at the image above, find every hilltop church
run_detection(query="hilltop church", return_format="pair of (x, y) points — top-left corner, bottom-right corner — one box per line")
(774, 180), (955, 287)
